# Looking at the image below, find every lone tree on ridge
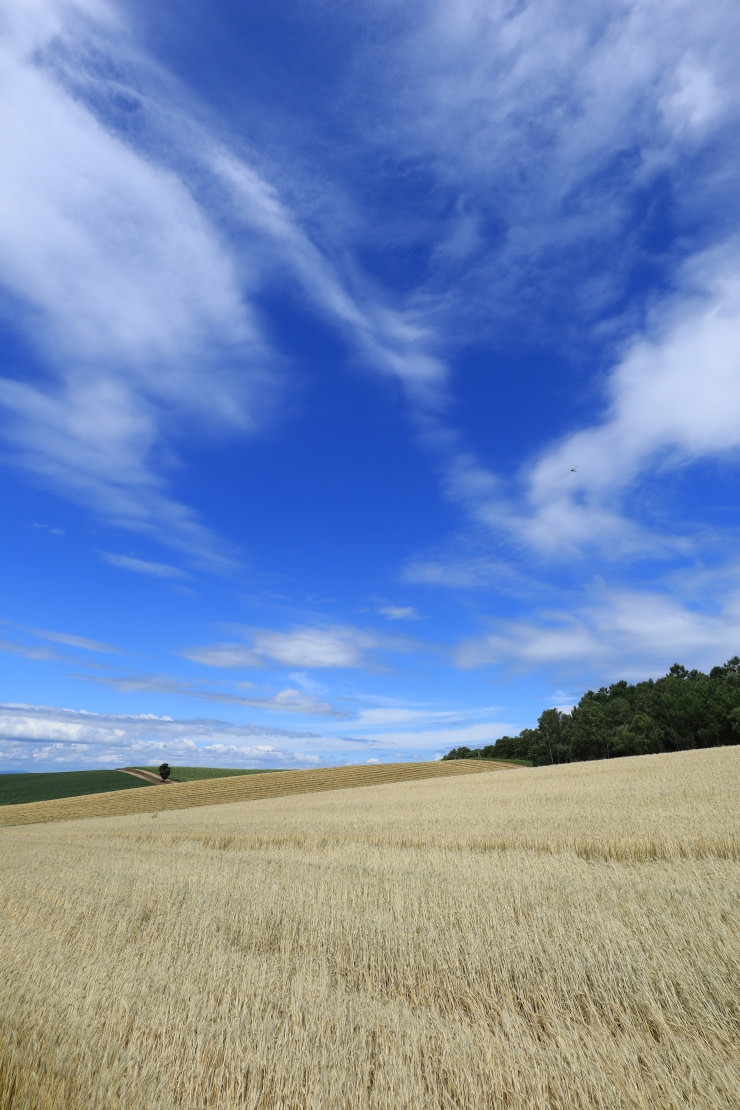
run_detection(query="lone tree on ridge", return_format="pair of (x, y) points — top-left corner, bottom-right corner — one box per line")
(158, 762), (171, 782)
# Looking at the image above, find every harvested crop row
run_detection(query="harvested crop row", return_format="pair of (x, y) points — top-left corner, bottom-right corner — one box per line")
(0, 758), (513, 827)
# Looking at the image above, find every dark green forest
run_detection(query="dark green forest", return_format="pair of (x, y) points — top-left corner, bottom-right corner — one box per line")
(442, 657), (740, 767)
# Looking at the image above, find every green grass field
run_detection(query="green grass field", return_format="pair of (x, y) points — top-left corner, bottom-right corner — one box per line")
(131, 766), (290, 782)
(0, 770), (153, 807)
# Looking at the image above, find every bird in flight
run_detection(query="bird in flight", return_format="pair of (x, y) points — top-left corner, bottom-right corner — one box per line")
(569, 467), (577, 473)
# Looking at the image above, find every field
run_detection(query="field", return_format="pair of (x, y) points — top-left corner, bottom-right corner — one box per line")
(130, 766), (291, 782)
(0, 758), (508, 828)
(0, 769), (152, 807)
(1, 746), (739, 1109)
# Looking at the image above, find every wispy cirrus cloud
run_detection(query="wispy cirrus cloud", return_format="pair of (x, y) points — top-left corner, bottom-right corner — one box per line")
(0, 1), (271, 570)
(0, 619), (122, 655)
(426, 242), (740, 561)
(512, 246), (740, 556)
(0, 640), (69, 663)
(347, 0), (740, 331)
(352, 705), (493, 728)
(334, 0), (740, 574)
(249, 626), (378, 668)
(377, 605), (421, 621)
(454, 578), (740, 681)
(181, 645), (261, 669)
(31, 522), (64, 536)
(4, 0), (740, 582)
(348, 721), (517, 752)
(2, 0), (740, 751)
(99, 552), (191, 580)
(210, 150), (448, 407)
(0, 0), (450, 578)
(71, 670), (346, 717)
(403, 546), (548, 594)
(183, 624), (415, 671)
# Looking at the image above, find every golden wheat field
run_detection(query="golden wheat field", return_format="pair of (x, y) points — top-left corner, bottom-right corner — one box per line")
(2, 747), (739, 1110)
(0, 758), (510, 828)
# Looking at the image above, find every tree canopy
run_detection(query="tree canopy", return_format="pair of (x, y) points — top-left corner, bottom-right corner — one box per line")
(442, 657), (740, 766)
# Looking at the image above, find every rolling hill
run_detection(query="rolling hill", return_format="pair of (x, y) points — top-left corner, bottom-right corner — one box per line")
(0, 769), (153, 807)
(0, 758), (516, 827)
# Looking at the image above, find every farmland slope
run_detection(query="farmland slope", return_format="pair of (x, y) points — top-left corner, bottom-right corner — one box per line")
(0, 769), (153, 807)
(130, 766), (291, 781)
(0, 758), (514, 827)
(1, 746), (738, 1110)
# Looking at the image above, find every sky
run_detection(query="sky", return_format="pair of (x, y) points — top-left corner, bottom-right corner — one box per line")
(2, 0), (740, 772)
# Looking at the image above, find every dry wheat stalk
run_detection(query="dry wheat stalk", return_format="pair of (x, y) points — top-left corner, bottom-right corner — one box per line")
(2, 746), (739, 1109)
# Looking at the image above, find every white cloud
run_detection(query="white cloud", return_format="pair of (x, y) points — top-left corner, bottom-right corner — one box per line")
(330, 0), (740, 572)
(0, 375), (244, 571)
(0, 640), (68, 663)
(0, 1), (271, 569)
(337, 703), (511, 747)
(31, 522), (64, 535)
(410, 239), (740, 564)
(455, 618), (599, 671)
(0, 703), (328, 768)
(514, 244), (740, 554)
(2, 0), (739, 730)
(267, 688), (342, 715)
(353, 707), (469, 727)
(661, 58), (723, 133)
(250, 626), (376, 668)
(30, 628), (120, 654)
(185, 625), (394, 671)
(343, 0), (740, 334)
(0, 620), (122, 655)
(0, 702), (463, 769)
(210, 147), (449, 407)
(99, 552), (191, 580)
(181, 645), (261, 669)
(287, 672), (329, 695)
(71, 671), (345, 716)
(0, 0), (455, 574)
(404, 553), (531, 591)
(0, 60), (250, 366)
(355, 721), (516, 751)
(454, 579), (740, 680)
(378, 605), (421, 620)
(2, 0), (118, 53)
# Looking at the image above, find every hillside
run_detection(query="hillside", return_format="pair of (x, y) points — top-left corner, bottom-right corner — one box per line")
(0, 769), (153, 807)
(130, 765), (290, 782)
(2, 745), (738, 1110)
(0, 758), (515, 827)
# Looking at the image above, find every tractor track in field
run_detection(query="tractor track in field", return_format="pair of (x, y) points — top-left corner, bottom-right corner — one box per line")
(116, 768), (174, 784)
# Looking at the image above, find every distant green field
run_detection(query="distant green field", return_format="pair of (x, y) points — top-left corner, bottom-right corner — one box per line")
(131, 766), (290, 782)
(0, 770), (153, 807)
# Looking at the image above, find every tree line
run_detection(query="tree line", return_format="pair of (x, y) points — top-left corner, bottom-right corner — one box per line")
(442, 657), (740, 767)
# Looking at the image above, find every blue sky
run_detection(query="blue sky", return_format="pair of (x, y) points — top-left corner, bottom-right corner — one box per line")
(2, 0), (740, 771)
